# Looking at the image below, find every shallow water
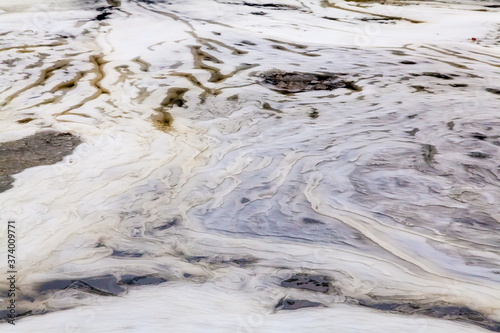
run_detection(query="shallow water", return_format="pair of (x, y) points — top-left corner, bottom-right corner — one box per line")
(0, 0), (499, 332)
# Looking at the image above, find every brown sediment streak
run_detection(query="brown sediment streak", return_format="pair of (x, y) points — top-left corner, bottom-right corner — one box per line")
(170, 72), (221, 96)
(25, 53), (49, 69)
(132, 56), (151, 72)
(417, 45), (500, 67)
(321, 0), (423, 24)
(113, 65), (134, 84)
(241, 2), (300, 10)
(189, 46), (257, 84)
(16, 117), (35, 124)
(187, 31), (248, 55)
(147, 41), (166, 51)
(0, 42), (64, 53)
(55, 54), (108, 117)
(158, 87), (189, 109)
(1, 59), (71, 107)
(468, 50), (500, 62)
(49, 71), (86, 93)
(18, 96), (60, 111)
(262, 101), (282, 113)
(190, 46), (224, 64)
(271, 44), (321, 57)
(265, 38), (308, 49)
(189, 44), (224, 82)
(134, 87), (152, 104)
(90, 54), (109, 94)
(132, 0), (195, 30)
(151, 110), (174, 132)
(151, 87), (188, 131)
(417, 56), (470, 70)
(194, 19), (234, 29)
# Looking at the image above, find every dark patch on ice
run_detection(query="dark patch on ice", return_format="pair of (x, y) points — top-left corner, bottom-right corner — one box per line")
(358, 300), (500, 332)
(262, 102), (282, 113)
(39, 275), (124, 296)
(119, 275), (166, 286)
(17, 118), (35, 124)
(186, 256), (208, 263)
(392, 50), (407, 56)
(94, 10), (112, 21)
(260, 70), (360, 93)
(302, 218), (324, 224)
(106, 0), (121, 6)
(486, 88), (500, 95)
(468, 152), (490, 159)
(360, 17), (398, 23)
(405, 128), (419, 136)
(151, 217), (181, 231)
(227, 94), (239, 101)
(151, 88), (189, 132)
(322, 16), (339, 21)
(37, 273), (169, 299)
(472, 133), (487, 140)
(422, 144), (438, 165)
(243, 2), (298, 10)
(0, 131), (81, 193)
(400, 60), (416, 65)
(454, 212), (499, 229)
(281, 274), (330, 293)
(228, 257), (259, 266)
(135, 0), (169, 3)
(309, 109), (319, 119)
(240, 40), (256, 45)
(422, 72), (454, 80)
(112, 249), (144, 257)
(93, 1), (122, 20)
(158, 87), (188, 108)
(411, 85), (432, 93)
(276, 298), (324, 310)
(185, 255), (258, 267)
(0, 309), (33, 323)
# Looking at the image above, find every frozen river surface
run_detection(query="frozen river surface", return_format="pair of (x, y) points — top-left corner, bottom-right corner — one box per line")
(0, 0), (499, 332)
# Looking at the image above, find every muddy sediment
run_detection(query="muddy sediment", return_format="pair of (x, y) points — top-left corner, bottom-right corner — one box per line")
(0, 273), (167, 322)
(280, 274), (330, 292)
(0, 131), (81, 193)
(278, 273), (500, 331)
(358, 300), (500, 332)
(260, 70), (360, 93)
(276, 298), (324, 311)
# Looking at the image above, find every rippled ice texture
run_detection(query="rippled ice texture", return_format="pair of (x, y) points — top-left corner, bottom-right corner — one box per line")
(0, 0), (499, 332)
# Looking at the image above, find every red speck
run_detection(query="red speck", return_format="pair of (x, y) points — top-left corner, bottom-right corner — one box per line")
(471, 37), (477, 41)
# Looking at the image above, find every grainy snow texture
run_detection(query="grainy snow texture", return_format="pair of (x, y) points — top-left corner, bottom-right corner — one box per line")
(0, 0), (499, 332)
